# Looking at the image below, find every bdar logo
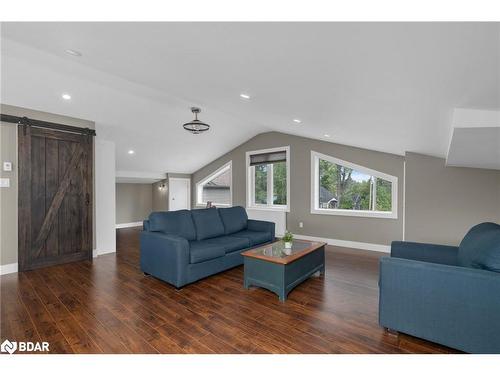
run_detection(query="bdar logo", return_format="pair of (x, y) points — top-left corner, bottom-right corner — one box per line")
(1, 339), (17, 354)
(0, 339), (49, 354)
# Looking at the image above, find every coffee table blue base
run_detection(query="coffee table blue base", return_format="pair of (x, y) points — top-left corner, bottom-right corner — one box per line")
(243, 246), (325, 301)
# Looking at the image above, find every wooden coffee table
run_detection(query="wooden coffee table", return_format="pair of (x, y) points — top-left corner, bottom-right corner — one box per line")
(242, 239), (326, 301)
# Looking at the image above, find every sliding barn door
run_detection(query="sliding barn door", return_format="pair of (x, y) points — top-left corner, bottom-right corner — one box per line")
(18, 125), (93, 271)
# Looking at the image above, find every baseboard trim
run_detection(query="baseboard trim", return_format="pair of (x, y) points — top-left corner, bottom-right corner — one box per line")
(0, 262), (18, 275)
(293, 234), (390, 253)
(93, 248), (116, 257)
(98, 248), (116, 256)
(1, 249), (117, 273)
(116, 221), (143, 229)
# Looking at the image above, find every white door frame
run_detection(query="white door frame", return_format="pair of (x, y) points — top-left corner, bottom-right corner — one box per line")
(168, 177), (191, 210)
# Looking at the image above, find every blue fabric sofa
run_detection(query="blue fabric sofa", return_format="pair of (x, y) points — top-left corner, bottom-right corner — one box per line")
(379, 222), (500, 353)
(140, 206), (275, 288)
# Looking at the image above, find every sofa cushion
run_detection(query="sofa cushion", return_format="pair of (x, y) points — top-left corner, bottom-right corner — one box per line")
(229, 230), (272, 246)
(191, 207), (225, 240)
(470, 224), (500, 273)
(218, 206), (248, 235)
(148, 210), (196, 241)
(204, 236), (250, 254)
(458, 222), (500, 269)
(189, 241), (226, 264)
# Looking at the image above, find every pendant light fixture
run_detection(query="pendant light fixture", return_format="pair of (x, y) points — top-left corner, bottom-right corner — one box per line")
(183, 107), (210, 134)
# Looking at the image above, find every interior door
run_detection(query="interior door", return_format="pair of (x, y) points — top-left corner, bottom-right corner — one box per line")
(18, 125), (93, 271)
(169, 178), (190, 211)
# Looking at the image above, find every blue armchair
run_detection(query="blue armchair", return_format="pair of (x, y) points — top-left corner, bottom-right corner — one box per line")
(141, 206), (275, 288)
(379, 222), (500, 353)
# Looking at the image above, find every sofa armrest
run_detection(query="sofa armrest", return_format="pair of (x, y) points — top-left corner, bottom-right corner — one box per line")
(391, 241), (459, 266)
(247, 219), (275, 239)
(379, 256), (500, 353)
(143, 219), (150, 231)
(140, 231), (190, 287)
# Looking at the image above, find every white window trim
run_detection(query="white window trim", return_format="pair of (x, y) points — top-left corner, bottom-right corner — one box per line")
(310, 151), (398, 219)
(246, 146), (290, 212)
(195, 160), (232, 207)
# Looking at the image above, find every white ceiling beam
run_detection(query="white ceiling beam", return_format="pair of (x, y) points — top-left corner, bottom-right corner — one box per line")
(446, 108), (500, 170)
(452, 108), (500, 129)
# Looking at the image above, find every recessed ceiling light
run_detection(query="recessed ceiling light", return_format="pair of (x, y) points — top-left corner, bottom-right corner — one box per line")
(65, 49), (82, 57)
(240, 93), (251, 100)
(61, 93), (71, 100)
(128, 150), (135, 155)
(324, 134), (331, 138)
(293, 119), (302, 124)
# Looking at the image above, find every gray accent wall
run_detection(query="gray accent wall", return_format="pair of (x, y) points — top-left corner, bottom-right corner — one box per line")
(404, 152), (500, 246)
(0, 104), (95, 267)
(192, 131), (405, 246)
(152, 179), (168, 211)
(115, 183), (153, 224)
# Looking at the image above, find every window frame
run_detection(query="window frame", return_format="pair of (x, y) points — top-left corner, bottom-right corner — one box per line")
(195, 160), (232, 207)
(310, 151), (398, 219)
(246, 146), (290, 212)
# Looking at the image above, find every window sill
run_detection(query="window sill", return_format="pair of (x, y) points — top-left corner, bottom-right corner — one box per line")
(247, 205), (290, 213)
(310, 208), (397, 219)
(196, 203), (232, 208)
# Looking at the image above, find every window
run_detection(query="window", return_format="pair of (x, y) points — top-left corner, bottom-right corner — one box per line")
(196, 161), (232, 207)
(311, 151), (397, 218)
(246, 146), (290, 211)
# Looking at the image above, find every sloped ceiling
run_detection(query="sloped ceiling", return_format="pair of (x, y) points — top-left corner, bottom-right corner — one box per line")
(1, 22), (499, 174)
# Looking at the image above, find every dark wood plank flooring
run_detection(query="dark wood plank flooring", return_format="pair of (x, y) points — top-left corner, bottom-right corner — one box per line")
(0, 227), (459, 354)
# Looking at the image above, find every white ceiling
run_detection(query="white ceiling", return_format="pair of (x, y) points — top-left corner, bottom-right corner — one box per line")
(115, 170), (166, 184)
(1, 22), (499, 174)
(116, 177), (162, 184)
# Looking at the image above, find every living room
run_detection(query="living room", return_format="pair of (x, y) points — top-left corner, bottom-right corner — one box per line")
(1, 2), (500, 373)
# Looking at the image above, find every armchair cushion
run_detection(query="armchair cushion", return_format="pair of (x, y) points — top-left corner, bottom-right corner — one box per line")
(391, 241), (458, 266)
(189, 241), (226, 264)
(191, 207), (225, 240)
(458, 222), (500, 270)
(148, 210), (196, 241)
(218, 206), (248, 235)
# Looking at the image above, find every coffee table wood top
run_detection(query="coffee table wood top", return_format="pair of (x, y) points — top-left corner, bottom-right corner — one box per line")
(242, 239), (326, 265)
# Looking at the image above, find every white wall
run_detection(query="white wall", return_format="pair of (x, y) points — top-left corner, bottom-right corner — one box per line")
(247, 209), (286, 237)
(95, 138), (116, 255)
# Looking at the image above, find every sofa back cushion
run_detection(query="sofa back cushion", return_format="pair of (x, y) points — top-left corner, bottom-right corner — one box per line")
(191, 207), (225, 240)
(218, 206), (248, 235)
(148, 210), (196, 241)
(458, 222), (500, 271)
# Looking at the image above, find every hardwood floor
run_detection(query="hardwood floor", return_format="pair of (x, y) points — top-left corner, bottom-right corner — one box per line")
(0, 227), (460, 354)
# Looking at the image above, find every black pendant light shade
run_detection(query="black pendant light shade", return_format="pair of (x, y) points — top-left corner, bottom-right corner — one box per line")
(183, 107), (210, 134)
